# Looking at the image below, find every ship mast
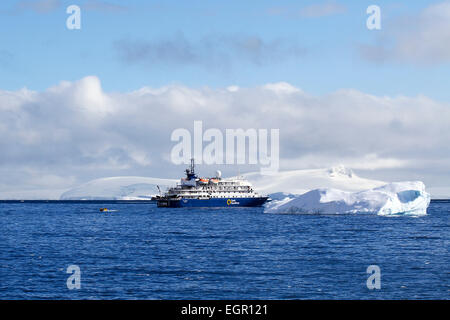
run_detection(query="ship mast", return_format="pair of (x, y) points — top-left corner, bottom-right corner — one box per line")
(185, 158), (197, 180)
(190, 158), (195, 175)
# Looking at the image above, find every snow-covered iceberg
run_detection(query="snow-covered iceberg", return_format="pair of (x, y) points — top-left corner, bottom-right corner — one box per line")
(265, 181), (430, 216)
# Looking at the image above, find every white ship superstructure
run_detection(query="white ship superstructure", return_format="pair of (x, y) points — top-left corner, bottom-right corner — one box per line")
(156, 159), (268, 207)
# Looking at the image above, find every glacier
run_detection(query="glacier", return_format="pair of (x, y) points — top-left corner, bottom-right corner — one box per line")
(264, 181), (431, 216)
(241, 165), (386, 195)
(59, 176), (176, 200)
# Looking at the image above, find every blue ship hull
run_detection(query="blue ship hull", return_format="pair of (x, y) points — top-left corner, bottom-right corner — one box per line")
(157, 197), (268, 208)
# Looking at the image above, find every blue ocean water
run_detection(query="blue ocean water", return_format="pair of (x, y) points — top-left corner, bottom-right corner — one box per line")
(0, 201), (448, 300)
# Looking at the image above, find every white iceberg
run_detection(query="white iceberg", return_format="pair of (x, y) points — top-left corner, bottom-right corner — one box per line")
(265, 181), (431, 216)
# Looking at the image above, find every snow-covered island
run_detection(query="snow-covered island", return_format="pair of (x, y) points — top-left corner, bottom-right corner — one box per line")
(60, 176), (176, 200)
(60, 165), (382, 201)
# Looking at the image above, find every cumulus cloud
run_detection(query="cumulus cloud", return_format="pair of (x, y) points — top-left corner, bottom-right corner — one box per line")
(114, 33), (307, 69)
(1, 76), (450, 198)
(360, 0), (450, 64)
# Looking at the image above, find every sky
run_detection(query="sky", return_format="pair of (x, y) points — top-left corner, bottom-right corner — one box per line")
(0, 0), (449, 198)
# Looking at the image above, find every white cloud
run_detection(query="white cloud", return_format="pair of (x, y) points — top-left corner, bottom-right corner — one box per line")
(262, 82), (302, 94)
(281, 154), (408, 171)
(360, 1), (450, 64)
(226, 85), (239, 92)
(1, 76), (450, 197)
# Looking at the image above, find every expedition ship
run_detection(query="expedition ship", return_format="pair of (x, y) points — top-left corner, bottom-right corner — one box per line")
(156, 159), (269, 208)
